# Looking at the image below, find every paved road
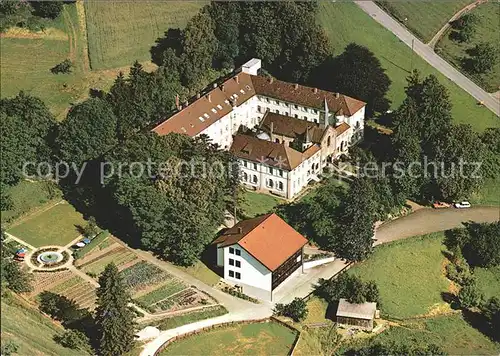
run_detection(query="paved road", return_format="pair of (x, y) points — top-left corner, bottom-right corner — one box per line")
(375, 206), (499, 245)
(355, 1), (500, 117)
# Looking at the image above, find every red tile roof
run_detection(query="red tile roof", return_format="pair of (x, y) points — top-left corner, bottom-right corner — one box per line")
(260, 111), (327, 144)
(251, 75), (366, 116)
(230, 134), (320, 171)
(335, 122), (351, 135)
(213, 213), (308, 271)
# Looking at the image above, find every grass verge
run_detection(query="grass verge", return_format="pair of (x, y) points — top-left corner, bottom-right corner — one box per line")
(317, 2), (498, 132)
(241, 190), (285, 219)
(154, 305), (228, 331)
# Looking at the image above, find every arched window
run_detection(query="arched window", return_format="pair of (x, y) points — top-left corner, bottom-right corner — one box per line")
(327, 136), (331, 146)
(252, 175), (258, 184)
(243, 172), (248, 181)
(275, 138), (280, 143)
(355, 121), (360, 129)
(276, 110), (280, 114)
(267, 179), (274, 188)
(257, 105), (262, 113)
(278, 181), (284, 191)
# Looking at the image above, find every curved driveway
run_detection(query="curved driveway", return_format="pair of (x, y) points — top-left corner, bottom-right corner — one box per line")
(375, 206), (499, 245)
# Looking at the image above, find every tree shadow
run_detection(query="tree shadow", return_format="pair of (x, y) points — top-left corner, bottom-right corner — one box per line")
(199, 242), (224, 278)
(326, 301), (338, 321)
(380, 55), (410, 74)
(150, 28), (183, 66)
(441, 291), (460, 309)
(462, 309), (498, 341)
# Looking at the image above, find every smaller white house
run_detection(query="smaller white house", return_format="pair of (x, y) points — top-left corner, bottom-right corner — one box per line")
(213, 213), (308, 301)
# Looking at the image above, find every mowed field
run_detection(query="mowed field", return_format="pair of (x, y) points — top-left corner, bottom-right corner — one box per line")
(0, 3), (118, 119)
(84, 0), (206, 69)
(160, 321), (297, 356)
(317, 2), (499, 132)
(347, 232), (450, 319)
(437, 2), (500, 92)
(376, 0), (473, 42)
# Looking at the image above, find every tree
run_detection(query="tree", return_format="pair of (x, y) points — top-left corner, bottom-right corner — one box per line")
(364, 281), (380, 303)
(468, 42), (497, 74)
(0, 340), (19, 356)
(348, 341), (446, 356)
(317, 43), (391, 115)
(82, 216), (99, 238)
(95, 263), (135, 355)
(331, 177), (376, 261)
(1, 92), (57, 185)
(55, 329), (92, 353)
(434, 124), (485, 200)
(2, 260), (32, 293)
(57, 98), (118, 166)
(464, 221), (500, 267)
(480, 128), (500, 178)
(51, 59), (73, 74)
(273, 297), (308, 322)
(314, 274), (379, 305)
(30, 1), (63, 19)
(458, 280), (482, 309)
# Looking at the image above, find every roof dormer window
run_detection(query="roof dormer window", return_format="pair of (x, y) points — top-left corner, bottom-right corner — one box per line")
(199, 116), (205, 122)
(217, 104), (223, 110)
(203, 113), (210, 119)
(181, 127), (187, 133)
(239, 89), (245, 94)
(211, 108), (217, 113)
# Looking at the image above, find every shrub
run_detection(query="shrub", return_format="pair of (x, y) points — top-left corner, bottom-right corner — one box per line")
(50, 59), (72, 74)
(481, 297), (500, 337)
(458, 281), (482, 309)
(314, 274), (379, 304)
(274, 297), (308, 322)
(0, 340), (19, 356)
(54, 329), (92, 353)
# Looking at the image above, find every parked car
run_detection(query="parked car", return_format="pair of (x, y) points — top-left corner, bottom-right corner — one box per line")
(454, 201), (471, 209)
(433, 201), (451, 209)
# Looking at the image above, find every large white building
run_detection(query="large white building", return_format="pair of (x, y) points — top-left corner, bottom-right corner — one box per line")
(152, 58), (366, 199)
(213, 213), (308, 301)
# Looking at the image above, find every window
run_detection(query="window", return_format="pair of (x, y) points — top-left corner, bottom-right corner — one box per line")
(275, 100), (279, 105)
(276, 110), (279, 114)
(314, 119), (318, 124)
(252, 175), (258, 184)
(229, 270), (234, 277)
(235, 249), (241, 256)
(327, 136), (331, 147)
(294, 114), (298, 118)
(278, 181), (284, 191)
(313, 109), (318, 114)
(266, 98), (270, 103)
(267, 179), (274, 188)
(257, 105), (262, 113)
(294, 105), (298, 109)
(235, 272), (241, 279)
(243, 161), (247, 167)
(304, 116), (307, 120)
(279, 169), (283, 177)
(211, 108), (217, 113)
(229, 247), (234, 254)
(243, 172), (248, 181)
(275, 138), (280, 143)
(229, 258), (235, 266)
(269, 167), (274, 175)
(253, 163), (257, 170)
(235, 260), (241, 268)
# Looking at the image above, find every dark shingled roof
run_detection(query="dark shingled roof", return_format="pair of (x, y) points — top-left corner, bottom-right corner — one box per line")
(260, 111), (327, 144)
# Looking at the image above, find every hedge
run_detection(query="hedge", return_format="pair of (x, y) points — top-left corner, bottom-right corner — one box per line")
(73, 230), (110, 260)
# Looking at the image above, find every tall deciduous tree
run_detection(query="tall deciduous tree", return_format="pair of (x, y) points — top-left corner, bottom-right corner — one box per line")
(95, 263), (135, 356)
(331, 177), (376, 261)
(57, 98), (117, 166)
(318, 43), (391, 115)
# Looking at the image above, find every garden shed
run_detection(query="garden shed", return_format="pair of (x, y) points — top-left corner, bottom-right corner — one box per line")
(336, 298), (377, 331)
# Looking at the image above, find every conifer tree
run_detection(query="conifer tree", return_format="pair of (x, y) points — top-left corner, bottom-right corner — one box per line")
(95, 263), (135, 356)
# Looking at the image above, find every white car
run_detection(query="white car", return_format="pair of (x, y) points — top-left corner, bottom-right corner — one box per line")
(454, 201), (471, 209)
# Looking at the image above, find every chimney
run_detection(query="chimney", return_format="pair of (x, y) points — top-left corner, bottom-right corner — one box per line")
(335, 92), (340, 99)
(175, 94), (180, 110)
(196, 92), (201, 99)
(269, 77), (274, 84)
(238, 227), (242, 234)
(313, 88), (318, 94)
(235, 75), (239, 84)
(270, 121), (274, 135)
(294, 83), (299, 90)
(207, 94), (212, 103)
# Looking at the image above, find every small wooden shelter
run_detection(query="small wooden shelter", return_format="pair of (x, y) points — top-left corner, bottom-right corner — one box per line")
(336, 298), (377, 331)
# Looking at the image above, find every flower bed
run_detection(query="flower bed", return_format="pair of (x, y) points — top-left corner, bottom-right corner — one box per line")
(119, 261), (170, 294)
(31, 248), (70, 268)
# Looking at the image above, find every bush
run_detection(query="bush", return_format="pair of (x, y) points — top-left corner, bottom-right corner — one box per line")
(54, 329), (92, 353)
(481, 297), (500, 337)
(50, 59), (72, 74)
(30, 1), (63, 19)
(0, 340), (19, 356)
(314, 274), (379, 304)
(458, 281), (482, 309)
(274, 297), (308, 322)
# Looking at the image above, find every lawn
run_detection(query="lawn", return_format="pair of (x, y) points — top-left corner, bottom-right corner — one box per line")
(152, 305), (228, 331)
(1, 296), (85, 355)
(175, 260), (221, 287)
(0, 3), (124, 119)
(317, 2), (499, 132)
(376, 0), (473, 43)
(348, 232), (450, 319)
(240, 190), (284, 219)
(1, 180), (61, 224)
(159, 321), (297, 355)
(474, 265), (500, 300)
(7, 202), (87, 247)
(367, 314), (499, 355)
(436, 2), (500, 93)
(84, 0), (205, 69)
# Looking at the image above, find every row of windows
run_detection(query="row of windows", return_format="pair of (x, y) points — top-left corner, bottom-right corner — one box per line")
(229, 258), (241, 268)
(257, 96), (318, 114)
(266, 179), (284, 191)
(242, 162), (284, 177)
(228, 270), (241, 279)
(257, 105), (319, 123)
(229, 247), (241, 256)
